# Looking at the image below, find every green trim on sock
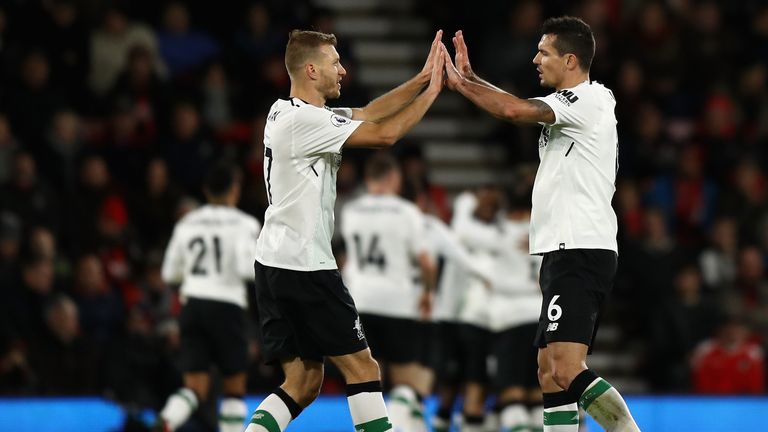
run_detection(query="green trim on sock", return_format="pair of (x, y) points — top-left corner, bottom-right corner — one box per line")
(579, 379), (612, 410)
(390, 395), (423, 419)
(390, 395), (411, 406)
(177, 390), (197, 410)
(355, 416), (392, 432)
(543, 410), (579, 426)
(502, 426), (530, 432)
(250, 410), (281, 432)
(219, 414), (245, 423)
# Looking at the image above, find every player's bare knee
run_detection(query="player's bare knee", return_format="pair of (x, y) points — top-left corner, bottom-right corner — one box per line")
(551, 363), (582, 390)
(537, 367), (551, 387)
(363, 355), (382, 381)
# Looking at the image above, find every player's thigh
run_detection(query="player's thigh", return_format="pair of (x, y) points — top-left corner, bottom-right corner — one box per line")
(534, 249), (615, 349)
(286, 269), (368, 358)
(255, 262), (323, 363)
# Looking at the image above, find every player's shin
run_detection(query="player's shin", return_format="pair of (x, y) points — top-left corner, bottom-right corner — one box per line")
(158, 387), (199, 431)
(500, 402), (530, 432)
(244, 388), (302, 432)
(569, 370), (640, 432)
(219, 396), (247, 432)
(347, 381), (393, 432)
(542, 391), (579, 432)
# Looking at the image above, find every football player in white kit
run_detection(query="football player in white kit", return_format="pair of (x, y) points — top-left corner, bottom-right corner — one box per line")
(408, 189), (492, 432)
(155, 163), (261, 432)
(443, 16), (640, 432)
(489, 190), (544, 432)
(341, 152), (436, 432)
(452, 186), (504, 432)
(245, 29), (446, 432)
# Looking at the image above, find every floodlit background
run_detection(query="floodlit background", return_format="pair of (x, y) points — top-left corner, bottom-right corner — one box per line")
(0, 0), (766, 430)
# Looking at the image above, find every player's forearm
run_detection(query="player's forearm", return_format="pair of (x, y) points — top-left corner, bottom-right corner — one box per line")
(419, 256), (437, 292)
(359, 74), (429, 122)
(379, 86), (438, 143)
(468, 73), (507, 93)
(455, 77), (528, 123)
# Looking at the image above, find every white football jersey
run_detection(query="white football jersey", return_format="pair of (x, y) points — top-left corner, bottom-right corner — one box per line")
(161, 205), (261, 308)
(489, 219), (542, 332)
(341, 194), (428, 319)
(255, 98), (362, 271)
(454, 213), (506, 330)
(530, 80), (618, 254)
(426, 214), (492, 322)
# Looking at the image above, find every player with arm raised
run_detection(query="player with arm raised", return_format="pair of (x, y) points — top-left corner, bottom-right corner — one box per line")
(443, 17), (640, 432)
(155, 163), (261, 432)
(245, 29), (445, 432)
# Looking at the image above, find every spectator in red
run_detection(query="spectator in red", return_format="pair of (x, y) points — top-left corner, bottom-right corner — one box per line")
(691, 317), (765, 394)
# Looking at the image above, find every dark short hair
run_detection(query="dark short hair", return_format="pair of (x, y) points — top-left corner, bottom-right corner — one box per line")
(204, 162), (239, 196)
(285, 30), (337, 77)
(542, 16), (595, 72)
(365, 151), (399, 181)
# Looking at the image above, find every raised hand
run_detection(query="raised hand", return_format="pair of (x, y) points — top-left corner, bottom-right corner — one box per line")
(426, 43), (445, 94)
(420, 30), (444, 81)
(442, 44), (462, 91)
(453, 30), (475, 81)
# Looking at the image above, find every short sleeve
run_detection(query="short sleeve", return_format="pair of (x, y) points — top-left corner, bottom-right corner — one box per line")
(161, 227), (185, 284)
(235, 218), (261, 280)
(531, 89), (589, 127)
(292, 106), (362, 156)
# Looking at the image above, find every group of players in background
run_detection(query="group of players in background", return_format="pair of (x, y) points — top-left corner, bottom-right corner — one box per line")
(340, 152), (544, 432)
(151, 13), (641, 432)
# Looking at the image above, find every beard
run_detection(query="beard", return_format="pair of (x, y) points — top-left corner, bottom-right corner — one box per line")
(322, 74), (341, 100)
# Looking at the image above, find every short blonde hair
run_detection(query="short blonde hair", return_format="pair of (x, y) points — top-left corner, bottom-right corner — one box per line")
(284, 30), (337, 78)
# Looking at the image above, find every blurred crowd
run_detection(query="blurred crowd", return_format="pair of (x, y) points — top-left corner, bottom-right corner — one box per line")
(0, 0), (766, 415)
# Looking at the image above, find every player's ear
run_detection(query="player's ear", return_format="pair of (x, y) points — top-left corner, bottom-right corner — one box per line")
(306, 62), (318, 80)
(565, 54), (578, 71)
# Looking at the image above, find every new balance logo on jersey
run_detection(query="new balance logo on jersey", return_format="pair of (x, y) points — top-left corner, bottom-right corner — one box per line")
(546, 322), (559, 332)
(267, 110), (280, 121)
(555, 89), (579, 105)
(353, 317), (365, 340)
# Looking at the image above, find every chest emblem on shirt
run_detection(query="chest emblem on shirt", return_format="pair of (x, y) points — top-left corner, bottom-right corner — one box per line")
(267, 110), (280, 121)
